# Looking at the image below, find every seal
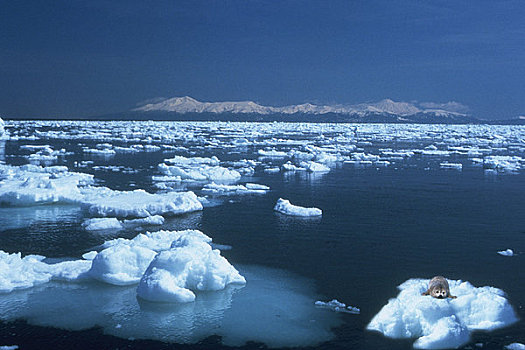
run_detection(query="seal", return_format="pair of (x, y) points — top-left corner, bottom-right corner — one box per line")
(422, 276), (457, 299)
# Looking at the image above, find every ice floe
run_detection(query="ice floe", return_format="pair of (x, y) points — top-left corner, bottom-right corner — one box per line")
(274, 198), (322, 217)
(315, 299), (360, 314)
(506, 343), (525, 350)
(201, 182), (269, 194)
(82, 217), (123, 231)
(440, 162), (463, 170)
(137, 234), (246, 303)
(0, 117), (6, 139)
(0, 164), (94, 206)
(0, 265), (341, 347)
(0, 228), (243, 302)
(498, 249), (515, 257)
(82, 189), (202, 218)
(367, 278), (518, 349)
(0, 251), (91, 293)
(88, 244), (157, 285)
(483, 155), (524, 173)
(158, 155), (241, 182)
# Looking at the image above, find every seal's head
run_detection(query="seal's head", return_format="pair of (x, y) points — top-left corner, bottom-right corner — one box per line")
(429, 284), (449, 299)
(422, 276), (457, 299)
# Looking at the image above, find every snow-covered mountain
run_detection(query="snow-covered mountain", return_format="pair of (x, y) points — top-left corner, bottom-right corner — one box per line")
(135, 96), (467, 117)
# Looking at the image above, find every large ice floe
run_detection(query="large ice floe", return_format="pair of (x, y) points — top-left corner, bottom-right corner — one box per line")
(0, 229), (340, 347)
(136, 234), (246, 302)
(0, 265), (341, 347)
(157, 155), (242, 182)
(274, 198), (322, 217)
(0, 163), (203, 219)
(367, 278), (518, 349)
(0, 229), (245, 298)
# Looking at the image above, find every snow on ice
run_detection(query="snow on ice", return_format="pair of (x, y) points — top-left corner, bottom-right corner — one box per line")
(0, 229), (244, 299)
(498, 249), (515, 257)
(367, 278), (518, 349)
(274, 198), (322, 217)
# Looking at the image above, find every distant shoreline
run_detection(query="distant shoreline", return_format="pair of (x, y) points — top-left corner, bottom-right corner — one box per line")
(3, 114), (524, 125)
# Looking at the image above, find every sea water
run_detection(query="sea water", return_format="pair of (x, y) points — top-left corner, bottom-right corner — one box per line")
(0, 120), (524, 350)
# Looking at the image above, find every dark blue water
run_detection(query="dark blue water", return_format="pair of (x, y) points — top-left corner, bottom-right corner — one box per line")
(0, 121), (524, 349)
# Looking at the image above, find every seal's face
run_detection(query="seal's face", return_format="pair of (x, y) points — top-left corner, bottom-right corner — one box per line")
(430, 286), (448, 299)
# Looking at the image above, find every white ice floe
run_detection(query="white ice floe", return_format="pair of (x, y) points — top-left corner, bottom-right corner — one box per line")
(281, 161), (305, 172)
(102, 229), (212, 252)
(506, 343), (525, 350)
(367, 278), (518, 349)
(274, 198), (322, 217)
(0, 117), (6, 139)
(201, 182), (269, 194)
(498, 249), (514, 257)
(299, 161), (330, 172)
(82, 146), (116, 156)
(315, 299), (360, 314)
(263, 167), (280, 174)
(0, 164), (94, 206)
(440, 162), (463, 170)
(83, 215), (164, 231)
(122, 215), (165, 227)
(88, 244), (157, 285)
(0, 346), (18, 350)
(258, 148), (288, 157)
(0, 264), (340, 347)
(82, 217), (123, 231)
(483, 155), (524, 172)
(83, 189), (202, 218)
(0, 251), (91, 293)
(136, 233), (246, 303)
(1, 228), (243, 303)
(158, 159), (241, 182)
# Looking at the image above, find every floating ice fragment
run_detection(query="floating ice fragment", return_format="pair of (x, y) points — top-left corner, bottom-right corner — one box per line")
(281, 161), (305, 172)
(122, 215), (165, 227)
(102, 229), (212, 252)
(0, 164), (94, 206)
(0, 346), (19, 350)
(263, 167), (280, 174)
(83, 190), (202, 218)
(498, 249), (514, 257)
(82, 217), (123, 231)
(483, 156), (524, 172)
(88, 244), (157, 286)
(440, 162), (463, 170)
(137, 233), (246, 303)
(315, 299), (360, 314)
(0, 251), (91, 293)
(367, 278), (518, 350)
(258, 149), (288, 157)
(156, 155), (241, 182)
(506, 343), (525, 350)
(274, 198), (322, 217)
(299, 161), (330, 172)
(202, 182), (269, 194)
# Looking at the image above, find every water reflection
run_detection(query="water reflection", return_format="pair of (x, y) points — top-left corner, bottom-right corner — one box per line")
(0, 265), (340, 347)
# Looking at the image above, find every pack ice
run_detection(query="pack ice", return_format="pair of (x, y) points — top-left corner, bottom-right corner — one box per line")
(0, 229), (245, 302)
(0, 117), (6, 138)
(0, 163), (203, 218)
(367, 278), (518, 349)
(274, 198), (322, 217)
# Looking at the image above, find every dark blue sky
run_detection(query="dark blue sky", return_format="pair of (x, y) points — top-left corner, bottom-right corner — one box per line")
(1, 0), (524, 119)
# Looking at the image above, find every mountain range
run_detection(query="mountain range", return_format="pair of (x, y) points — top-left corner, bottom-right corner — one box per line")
(131, 96), (477, 123)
